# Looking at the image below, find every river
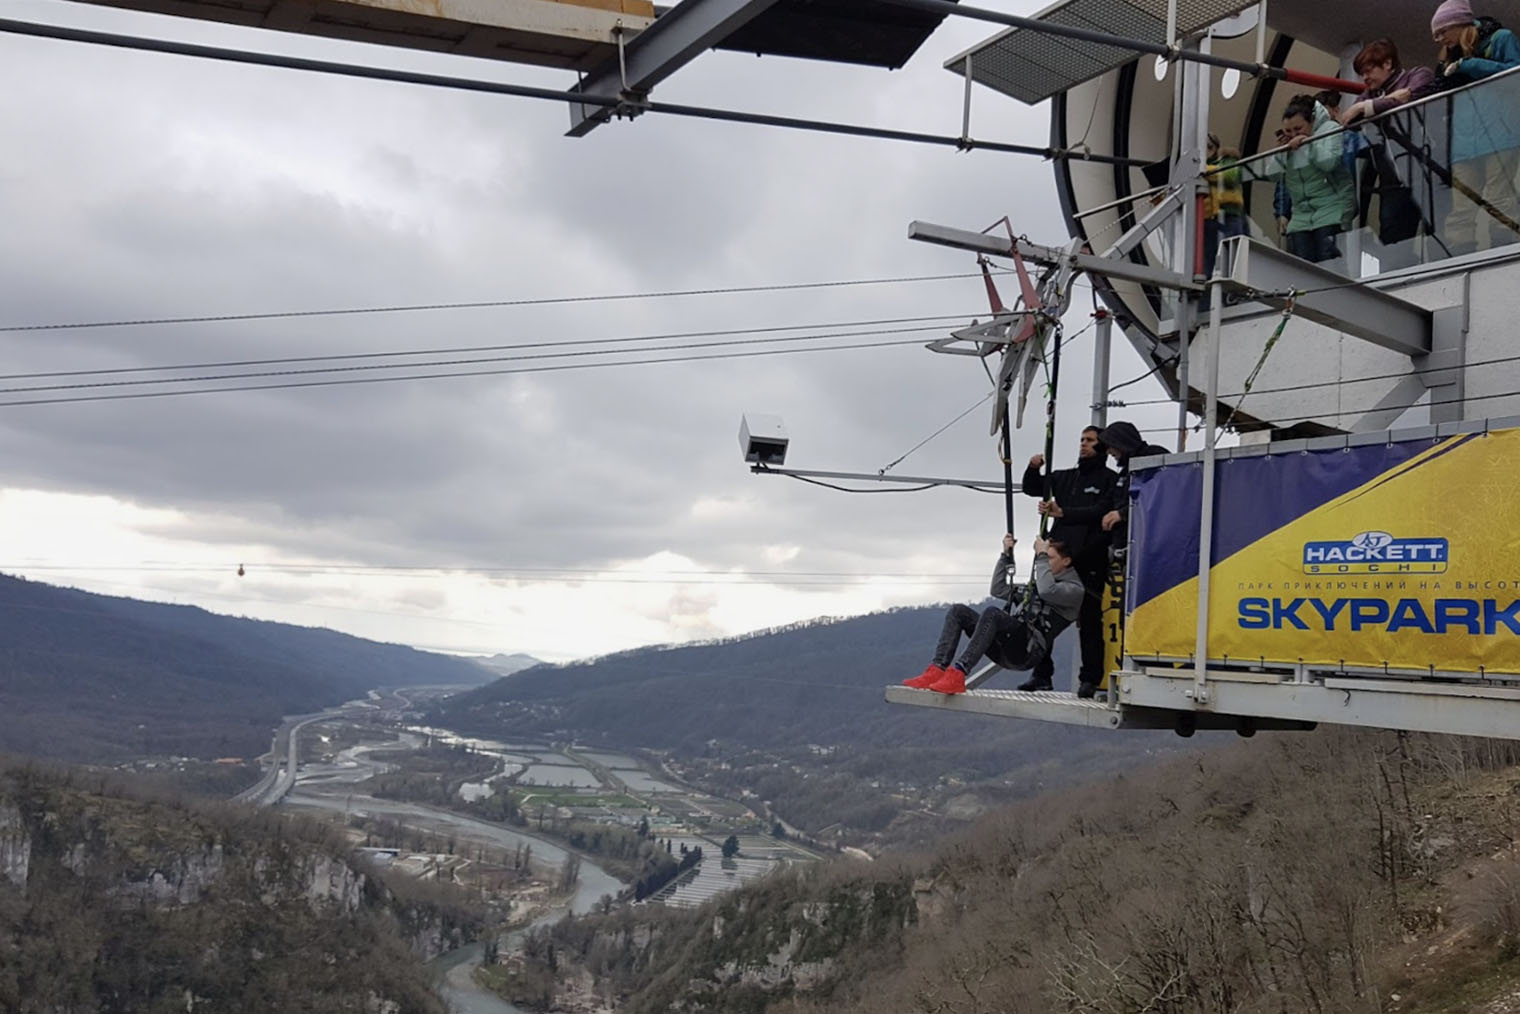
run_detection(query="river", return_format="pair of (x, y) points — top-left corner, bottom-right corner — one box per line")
(285, 738), (624, 1013)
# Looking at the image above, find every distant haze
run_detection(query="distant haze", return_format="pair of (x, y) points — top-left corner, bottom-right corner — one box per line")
(474, 652), (544, 678)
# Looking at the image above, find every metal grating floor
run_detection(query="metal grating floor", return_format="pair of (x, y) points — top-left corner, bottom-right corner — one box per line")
(884, 684), (1122, 728)
(946, 0), (1258, 104)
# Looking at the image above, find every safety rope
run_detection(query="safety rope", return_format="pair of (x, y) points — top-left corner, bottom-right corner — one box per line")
(1038, 322), (1064, 539)
(1218, 292), (1297, 433)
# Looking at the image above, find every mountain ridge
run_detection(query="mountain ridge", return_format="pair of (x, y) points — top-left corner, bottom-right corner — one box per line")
(0, 572), (495, 763)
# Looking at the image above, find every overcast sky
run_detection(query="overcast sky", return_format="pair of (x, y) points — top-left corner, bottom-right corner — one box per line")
(0, 0), (1183, 661)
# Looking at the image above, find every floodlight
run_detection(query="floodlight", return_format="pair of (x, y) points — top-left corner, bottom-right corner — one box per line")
(738, 413), (789, 466)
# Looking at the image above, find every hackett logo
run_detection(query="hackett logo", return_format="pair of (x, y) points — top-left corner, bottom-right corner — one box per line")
(1301, 531), (1449, 574)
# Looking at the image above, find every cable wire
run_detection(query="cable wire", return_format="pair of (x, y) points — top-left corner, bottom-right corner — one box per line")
(0, 17), (1149, 166)
(0, 324), (954, 397)
(877, 391), (995, 475)
(0, 312), (977, 382)
(0, 273), (1009, 335)
(0, 336), (930, 408)
(5, 560), (992, 578)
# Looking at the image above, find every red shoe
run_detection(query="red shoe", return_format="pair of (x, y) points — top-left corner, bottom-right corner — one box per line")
(903, 664), (945, 689)
(929, 666), (967, 695)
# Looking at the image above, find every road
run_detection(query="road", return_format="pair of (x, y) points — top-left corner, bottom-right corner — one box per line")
(232, 709), (347, 807)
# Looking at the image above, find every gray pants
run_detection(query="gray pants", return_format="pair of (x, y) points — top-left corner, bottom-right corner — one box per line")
(933, 603), (1034, 673)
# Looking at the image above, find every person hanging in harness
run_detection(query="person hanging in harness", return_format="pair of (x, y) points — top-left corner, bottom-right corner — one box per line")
(1019, 426), (1116, 698)
(902, 534), (1086, 696)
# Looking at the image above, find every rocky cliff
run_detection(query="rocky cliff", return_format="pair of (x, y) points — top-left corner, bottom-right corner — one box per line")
(0, 763), (480, 1012)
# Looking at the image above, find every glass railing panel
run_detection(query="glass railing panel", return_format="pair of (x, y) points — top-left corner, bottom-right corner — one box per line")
(1231, 66), (1520, 280)
(1363, 66), (1520, 273)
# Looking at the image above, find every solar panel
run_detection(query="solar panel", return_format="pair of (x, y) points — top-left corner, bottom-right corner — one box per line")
(946, 0), (1258, 104)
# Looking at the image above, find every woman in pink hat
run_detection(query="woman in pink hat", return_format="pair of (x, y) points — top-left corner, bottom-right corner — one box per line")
(1429, 0), (1520, 253)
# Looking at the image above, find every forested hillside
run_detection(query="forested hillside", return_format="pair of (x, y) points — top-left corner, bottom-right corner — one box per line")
(505, 730), (1520, 1014)
(436, 605), (1089, 754)
(431, 607), (1188, 842)
(0, 573), (492, 762)
(0, 760), (479, 1012)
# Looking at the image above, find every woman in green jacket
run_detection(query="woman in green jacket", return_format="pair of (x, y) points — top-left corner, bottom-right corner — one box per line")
(1266, 95), (1357, 266)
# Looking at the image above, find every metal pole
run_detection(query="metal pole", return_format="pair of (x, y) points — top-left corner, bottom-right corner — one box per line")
(1171, 42), (1196, 452)
(1166, 0), (1178, 48)
(1176, 302), (1192, 451)
(961, 56), (974, 144)
(1192, 270), (1225, 706)
(1091, 311), (1112, 427)
(1039, 327), (1063, 537)
(1001, 415), (1016, 537)
(1255, 0), (1269, 66)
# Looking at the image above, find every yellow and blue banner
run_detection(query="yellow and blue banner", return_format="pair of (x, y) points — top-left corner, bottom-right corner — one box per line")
(1126, 428), (1520, 674)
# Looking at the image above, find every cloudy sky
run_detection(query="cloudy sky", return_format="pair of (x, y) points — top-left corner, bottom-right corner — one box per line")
(0, 0), (1182, 661)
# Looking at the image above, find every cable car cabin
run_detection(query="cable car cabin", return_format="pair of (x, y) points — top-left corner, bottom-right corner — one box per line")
(885, 0), (1520, 740)
(889, 417), (1520, 739)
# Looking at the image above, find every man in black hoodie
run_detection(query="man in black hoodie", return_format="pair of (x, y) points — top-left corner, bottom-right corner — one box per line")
(1019, 426), (1116, 696)
(1097, 420), (1172, 552)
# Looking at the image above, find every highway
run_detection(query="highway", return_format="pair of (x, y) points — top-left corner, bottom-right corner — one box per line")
(233, 709), (346, 807)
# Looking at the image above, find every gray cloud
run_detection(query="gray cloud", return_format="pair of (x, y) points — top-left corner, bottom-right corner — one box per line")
(0, 0), (1182, 652)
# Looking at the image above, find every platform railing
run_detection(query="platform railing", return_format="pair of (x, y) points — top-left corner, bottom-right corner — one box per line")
(1224, 64), (1520, 279)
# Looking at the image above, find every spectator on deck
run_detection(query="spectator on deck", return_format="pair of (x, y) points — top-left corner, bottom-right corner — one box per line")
(1343, 39), (1439, 266)
(1202, 134), (1247, 291)
(1273, 169), (1293, 247)
(902, 536), (1084, 697)
(1430, 1), (1520, 253)
(1266, 95), (1358, 266)
(1314, 90), (1370, 174)
(1344, 39), (1438, 124)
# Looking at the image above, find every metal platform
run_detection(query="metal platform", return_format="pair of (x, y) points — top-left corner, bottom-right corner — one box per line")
(886, 685), (1123, 729)
(890, 663), (1520, 740)
(885, 683), (1317, 734)
(1119, 668), (1520, 741)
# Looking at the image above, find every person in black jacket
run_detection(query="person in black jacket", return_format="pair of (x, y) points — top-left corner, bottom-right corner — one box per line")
(1098, 420), (1172, 552)
(1018, 426), (1116, 696)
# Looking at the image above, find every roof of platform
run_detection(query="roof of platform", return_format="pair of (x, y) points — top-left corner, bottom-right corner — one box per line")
(945, 0), (1258, 104)
(945, 0), (1486, 105)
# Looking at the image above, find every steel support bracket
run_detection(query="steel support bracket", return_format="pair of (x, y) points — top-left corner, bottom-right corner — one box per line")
(567, 0), (784, 136)
(1417, 301), (1468, 424)
(1222, 236), (1433, 357)
(1099, 188), (1185, 263)
(908, 220), (1199, 292)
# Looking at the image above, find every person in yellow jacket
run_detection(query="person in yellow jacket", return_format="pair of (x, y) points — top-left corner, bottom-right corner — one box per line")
(1203, 133), (1248, 288)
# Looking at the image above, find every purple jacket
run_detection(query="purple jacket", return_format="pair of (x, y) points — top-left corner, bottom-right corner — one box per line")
(1366, 65), (1438, 116)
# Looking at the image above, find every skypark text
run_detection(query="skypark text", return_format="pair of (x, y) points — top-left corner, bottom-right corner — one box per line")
(1238, 597), (1520, 635)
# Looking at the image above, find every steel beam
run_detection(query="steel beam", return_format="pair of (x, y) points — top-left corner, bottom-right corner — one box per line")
(567, 0), (783, 136)
(908, 220), (1199, 292)
(1097, 189), (1183, 264)
(1090, 312), (1112, 426)
(1419, 297), (1468, 423)
(1117, 669), (1520, 740)
(1222, 237), (1432, 357)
